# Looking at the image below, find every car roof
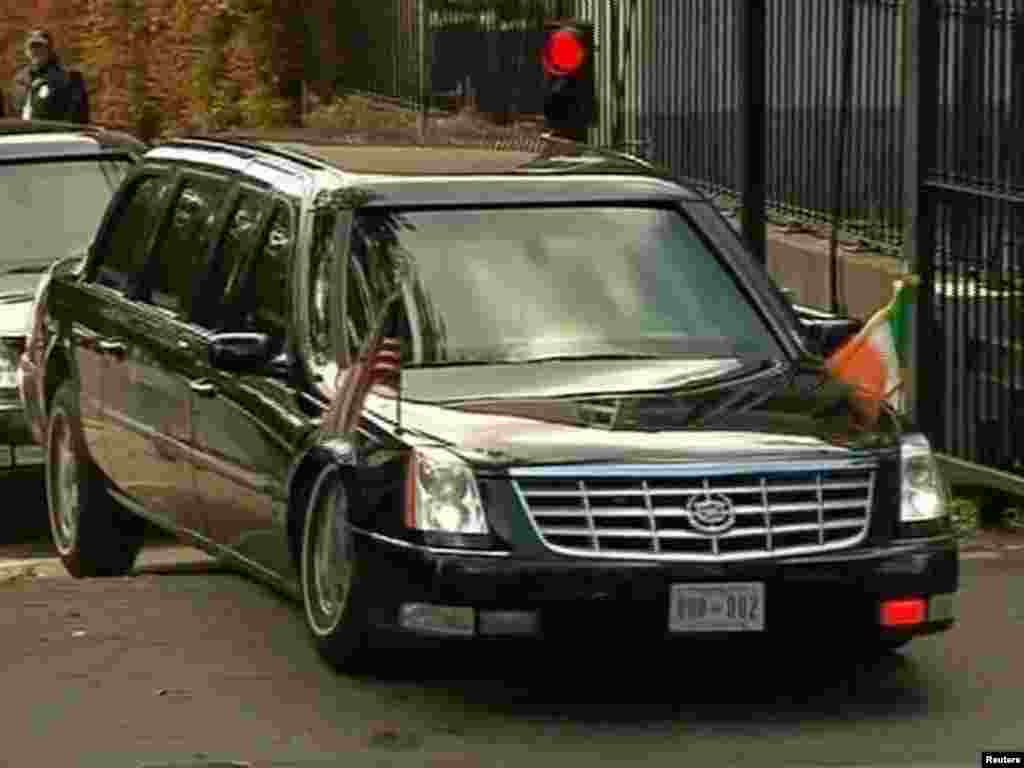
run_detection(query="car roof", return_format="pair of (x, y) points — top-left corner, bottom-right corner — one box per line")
(146, 134), (703, 205)
(0, 118), (146, 160)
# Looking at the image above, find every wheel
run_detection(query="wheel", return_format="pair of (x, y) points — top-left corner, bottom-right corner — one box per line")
(300, 465), (372, 672)
(45, 381), (145, 577)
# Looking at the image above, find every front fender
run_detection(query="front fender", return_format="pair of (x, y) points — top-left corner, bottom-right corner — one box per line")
(285, 436), (360, 569)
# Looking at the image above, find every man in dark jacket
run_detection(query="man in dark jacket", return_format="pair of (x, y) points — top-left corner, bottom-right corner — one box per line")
(12, 29), (75, 122)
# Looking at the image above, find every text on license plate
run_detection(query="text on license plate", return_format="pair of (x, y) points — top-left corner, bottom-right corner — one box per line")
(669, 582), (765, 632)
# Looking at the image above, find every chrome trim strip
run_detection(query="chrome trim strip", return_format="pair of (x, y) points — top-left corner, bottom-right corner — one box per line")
(642, 479), (659, 554)
(511, 462), (877, 563)
(580, 479), (597, 550)
(760, 477), (772, 552)
(513, 479), (874, 496)
(816, 472), (825, 546)
(348, 526), (512, 558)
(508, 459), (878, 478)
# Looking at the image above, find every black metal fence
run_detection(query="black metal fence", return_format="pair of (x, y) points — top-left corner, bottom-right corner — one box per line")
(917, 0), (1024, 474)
(333, 0), (908, 255)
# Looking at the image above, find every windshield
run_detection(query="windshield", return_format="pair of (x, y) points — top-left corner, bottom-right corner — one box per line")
(0, 158), (132, 267)
(352, 205), (785, 365)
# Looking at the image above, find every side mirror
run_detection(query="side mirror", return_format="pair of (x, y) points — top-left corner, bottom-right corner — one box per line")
(209, 332), (277, 373)
(792, 304), (864, 358)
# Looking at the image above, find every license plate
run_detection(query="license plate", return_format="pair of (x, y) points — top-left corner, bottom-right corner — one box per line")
(669, 582), (765, 632)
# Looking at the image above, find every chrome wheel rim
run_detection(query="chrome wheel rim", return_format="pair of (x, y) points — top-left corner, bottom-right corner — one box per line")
(48, 413), (79, 555)
(304, 472), (353, 636)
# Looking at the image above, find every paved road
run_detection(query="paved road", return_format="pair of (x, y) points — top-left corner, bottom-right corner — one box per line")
(1, 491), (1022, 767)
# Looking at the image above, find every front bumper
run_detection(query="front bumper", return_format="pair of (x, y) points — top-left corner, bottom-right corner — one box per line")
(352, 530), (958, 642)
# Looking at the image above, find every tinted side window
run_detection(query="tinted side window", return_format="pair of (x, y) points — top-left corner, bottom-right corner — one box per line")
(145, 176), (229, 315)
(235, 203), (294, 346)
(194, 190), (268, 330)
(95, 175), (174, 292)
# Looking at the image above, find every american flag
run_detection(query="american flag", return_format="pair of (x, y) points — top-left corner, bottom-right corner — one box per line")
(367, 336), (402, 391)
(324, 329), (403, 435)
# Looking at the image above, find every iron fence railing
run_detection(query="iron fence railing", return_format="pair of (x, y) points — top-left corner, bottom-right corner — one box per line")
(333, 0), (908, 255)
(918, 0), (1024, 473)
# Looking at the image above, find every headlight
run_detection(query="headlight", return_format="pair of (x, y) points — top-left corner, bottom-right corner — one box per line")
(0, 352), (17, 390)
(900, 434), (948, 522)
(407, 447), (488, 534)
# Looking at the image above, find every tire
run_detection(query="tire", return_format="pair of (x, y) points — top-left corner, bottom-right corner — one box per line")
(300, 465), (372, 672)
(45, 381), (145, 578)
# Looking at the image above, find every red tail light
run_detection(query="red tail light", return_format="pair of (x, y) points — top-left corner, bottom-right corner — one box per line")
(880, 598), (927, 627)
(543, 28), (586, 76)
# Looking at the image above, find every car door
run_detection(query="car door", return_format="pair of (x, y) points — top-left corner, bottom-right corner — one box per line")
(78, 172), (177, 482)
(102, 171), (232, 534)
(188, 194), (298, 576)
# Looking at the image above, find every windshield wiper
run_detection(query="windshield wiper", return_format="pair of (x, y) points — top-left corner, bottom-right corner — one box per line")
(518, 353), (668, 364)
(406, 353), (666, 368)
(405, 360), (513, 369)
(0, 264), (48, 276)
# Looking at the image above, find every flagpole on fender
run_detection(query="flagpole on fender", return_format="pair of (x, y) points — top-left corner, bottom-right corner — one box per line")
(395, 357), (404, 435)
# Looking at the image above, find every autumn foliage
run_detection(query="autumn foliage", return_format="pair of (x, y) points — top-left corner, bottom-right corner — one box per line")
(0, 0), (312, 139)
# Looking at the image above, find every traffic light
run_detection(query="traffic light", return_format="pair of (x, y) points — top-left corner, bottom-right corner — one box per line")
(541, 21), (596, 142)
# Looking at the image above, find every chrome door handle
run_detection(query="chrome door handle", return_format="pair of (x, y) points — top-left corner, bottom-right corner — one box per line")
(189, 379), (218, 398)
(98, 340), (127, 358)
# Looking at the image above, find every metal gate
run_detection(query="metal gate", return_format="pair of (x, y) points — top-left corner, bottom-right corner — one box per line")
(918, 0), (1024, 479)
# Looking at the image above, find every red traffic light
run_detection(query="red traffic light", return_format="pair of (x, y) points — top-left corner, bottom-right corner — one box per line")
(542, 27), (586, 76)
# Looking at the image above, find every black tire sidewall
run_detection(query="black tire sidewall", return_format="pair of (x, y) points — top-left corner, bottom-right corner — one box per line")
(300, 465), (370, 670)
(45, 382), (142, 577)
(46, 385), (89, 572)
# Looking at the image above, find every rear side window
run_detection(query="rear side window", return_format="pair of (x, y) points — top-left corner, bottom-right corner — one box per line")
(95, 175), (174, 292)
(193, 189), (268, 330)
(234, 203), (294, 347)
(144, 176), (229, 315)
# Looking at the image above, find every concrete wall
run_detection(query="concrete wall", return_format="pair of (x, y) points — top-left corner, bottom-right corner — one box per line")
(766, 224), (904, 319)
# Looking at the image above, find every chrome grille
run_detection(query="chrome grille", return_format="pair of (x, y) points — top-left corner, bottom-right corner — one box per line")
(511, 462), (876, 561)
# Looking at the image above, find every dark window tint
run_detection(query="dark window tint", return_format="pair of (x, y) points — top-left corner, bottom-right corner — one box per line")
(95, 175), (174, 291)
(235, 203), (293, 347)
(194, 191), (268, 330)
(145, 176), (229, 315)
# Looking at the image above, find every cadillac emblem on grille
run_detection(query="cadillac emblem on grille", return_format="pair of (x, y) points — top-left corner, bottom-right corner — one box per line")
(686, 492), (736, 534)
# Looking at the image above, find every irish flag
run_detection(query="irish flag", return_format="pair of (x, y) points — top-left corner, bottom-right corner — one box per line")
(826, 278), (916, 415)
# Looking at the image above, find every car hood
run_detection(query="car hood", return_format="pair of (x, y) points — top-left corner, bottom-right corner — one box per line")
(0, 284), (35, 338)
(357, 358), (904, 468)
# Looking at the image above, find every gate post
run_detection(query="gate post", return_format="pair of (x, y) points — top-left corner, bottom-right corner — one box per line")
(912, 0), (942, 441)
(899, 0), (922, 420)
(739, 0), (767, 266)
(418, 0), (429, 140)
